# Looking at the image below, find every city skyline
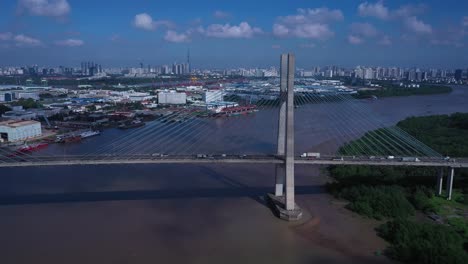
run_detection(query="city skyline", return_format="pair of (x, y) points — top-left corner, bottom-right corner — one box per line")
(0, 0), (467, 68)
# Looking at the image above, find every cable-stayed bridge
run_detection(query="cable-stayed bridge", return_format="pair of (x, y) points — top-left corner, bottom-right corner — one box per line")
(1, 54), (467, 220)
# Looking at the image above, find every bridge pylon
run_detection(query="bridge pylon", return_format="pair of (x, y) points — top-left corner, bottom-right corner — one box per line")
(267, 53), (303, 221)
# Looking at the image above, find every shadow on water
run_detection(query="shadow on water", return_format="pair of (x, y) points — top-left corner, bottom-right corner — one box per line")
(0, 185), (323, 206)
(199, 166), (270, 208)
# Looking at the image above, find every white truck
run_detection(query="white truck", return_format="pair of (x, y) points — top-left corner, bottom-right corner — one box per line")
(301, 152), (321, 159)
(401, 157), (421, 162)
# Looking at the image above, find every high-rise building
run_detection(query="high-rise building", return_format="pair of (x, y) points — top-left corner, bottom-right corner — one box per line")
(454, 69), (462, 81)
(187, 48), (191, 74)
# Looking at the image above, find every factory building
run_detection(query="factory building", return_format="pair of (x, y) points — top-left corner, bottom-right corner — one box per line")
(203, 90), (224, 103)
(0, 91), (17, 102)
(18, 92), (40, 100)
(2, 106), (37, 120)
(158, 91), (187, 105)
(0, 120), (42, 143)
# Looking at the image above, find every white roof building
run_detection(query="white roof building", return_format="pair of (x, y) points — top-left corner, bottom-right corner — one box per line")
(0, 120), (42, 142)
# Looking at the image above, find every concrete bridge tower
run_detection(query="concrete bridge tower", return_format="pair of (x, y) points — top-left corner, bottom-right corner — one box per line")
(267, 54), (303, 221)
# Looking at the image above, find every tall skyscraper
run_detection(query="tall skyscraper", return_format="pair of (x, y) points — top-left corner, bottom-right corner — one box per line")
(454, 69), (462, 81)
(187, 48), (191, 74)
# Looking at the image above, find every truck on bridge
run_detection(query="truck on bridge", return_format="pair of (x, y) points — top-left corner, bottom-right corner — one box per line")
(300, 152), (321, 159)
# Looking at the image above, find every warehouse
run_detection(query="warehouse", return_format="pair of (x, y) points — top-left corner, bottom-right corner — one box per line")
(0, 120), (42, 143)
(158, 91), (187, 105)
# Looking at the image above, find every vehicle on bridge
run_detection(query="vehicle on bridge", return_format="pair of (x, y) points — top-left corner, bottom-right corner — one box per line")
(401, 157), (421, 162)
(300, 152), (321, 159)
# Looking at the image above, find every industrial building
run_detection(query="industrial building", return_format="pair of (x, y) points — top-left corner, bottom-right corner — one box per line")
(158, 91), (187, 105)
(18, 92), (40, 100)
(2, 106), (37, 120)
(0, 91), (17, 102)
(0, 120), (42, 142)
(203, 90), (224, 103)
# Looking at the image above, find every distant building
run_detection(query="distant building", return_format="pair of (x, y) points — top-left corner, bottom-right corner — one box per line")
(454, 69), (463, 82)
(0, 120), (42, 142)
(0, 91), (17, 102)
(128, 92), (154, 102)
(203, 90), (224, 103)
(2, 106), (37, 120)
(158, 91), (187, 104)
(18, 92), (40, 101)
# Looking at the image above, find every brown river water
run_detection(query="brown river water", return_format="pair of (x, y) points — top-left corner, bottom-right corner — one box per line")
(0, 86), (467, 264)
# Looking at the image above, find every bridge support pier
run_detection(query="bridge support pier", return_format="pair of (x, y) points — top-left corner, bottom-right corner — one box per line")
(447, 168), (455, 201)
(275, 165), (285, 196)
(436, 168), (444, 196)
(267, 54), (302, 221)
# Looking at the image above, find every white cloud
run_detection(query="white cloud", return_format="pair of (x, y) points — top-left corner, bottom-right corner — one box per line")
(271, 44), (281, 49)
(378, 35), (392, 45)
(357, 2), (433, 40)
(290, 24), (334, 39)
(213, 10), (230, 19)
(405, 16), (432, 34)
(350, 22), (378, 37)
(463, 16), (468, 27)
(348, 35), (364, 45)
(133, 13), (173, 31)
(201, 22), (262, 38)
(55, 38), (84, 47)
(358, 1), (389, 20)
(164, 30), (190, 43)
(394, 4), (427, 18)
(14, 34), (42, 46)
(134, 13), (155, 30)
(277, 8), (344, 24)
(430, 27), (466, 47)
(0, 32), (13, 41)
(273, 8), (343, 40)
(272, 24), (290, 37)
(18, 0), (70, 17)
(358, 2), (427, 20)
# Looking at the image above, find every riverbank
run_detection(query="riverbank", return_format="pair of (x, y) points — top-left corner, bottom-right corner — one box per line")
(355, 84), (452, 99)
(327, 113), (468, 263)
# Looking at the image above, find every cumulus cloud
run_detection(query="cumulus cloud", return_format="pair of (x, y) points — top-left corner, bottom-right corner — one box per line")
(55, 38), (84, 47)
(14, 34), (42, 46)
(273, 8), (343, 40)
(357, 1), (434, 40)
(394, 4), (427, 18)
(201, 22), (262, 38)
(405, 16), (432, 34)
(18, 0), (70, 17)
(430, 26), (466, 47)
(348, 35), (364, 45)
(164, 30), (190, 43)
(277, 8), (344, 24)
(358, 1), (389, 20)
(0, 32), (13, 41)
(348, 22), (389, 45)
(463, 16), (468, 27)
(133, 13), (173, 31)
(213, 10), (231, 19)
(358, 2), (428, 21)
(350, 22), (378, 37)
(378, 35), (392, 45)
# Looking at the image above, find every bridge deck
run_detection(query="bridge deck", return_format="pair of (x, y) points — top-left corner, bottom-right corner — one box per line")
(0, 155), (467, 168)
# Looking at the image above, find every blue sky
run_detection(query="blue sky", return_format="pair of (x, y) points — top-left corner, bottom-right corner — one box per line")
(0, 0), (467, 68)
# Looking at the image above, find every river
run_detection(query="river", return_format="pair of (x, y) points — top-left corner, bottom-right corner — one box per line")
(0, 86), (467, 264)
